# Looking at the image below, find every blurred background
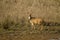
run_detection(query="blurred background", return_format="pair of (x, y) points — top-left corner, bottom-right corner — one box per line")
(0, 0), (60, 40)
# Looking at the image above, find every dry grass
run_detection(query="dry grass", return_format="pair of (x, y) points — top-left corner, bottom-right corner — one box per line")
(0, 0), (60, 40)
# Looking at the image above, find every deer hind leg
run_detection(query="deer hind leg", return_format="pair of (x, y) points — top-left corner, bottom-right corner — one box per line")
(40, 25), (44, 31)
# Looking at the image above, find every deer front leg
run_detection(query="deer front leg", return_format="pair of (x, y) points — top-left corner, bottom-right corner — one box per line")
(40, 25), (44, 31)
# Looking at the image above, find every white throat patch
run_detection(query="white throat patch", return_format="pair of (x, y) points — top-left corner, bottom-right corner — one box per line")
(28, 16), (31, 20)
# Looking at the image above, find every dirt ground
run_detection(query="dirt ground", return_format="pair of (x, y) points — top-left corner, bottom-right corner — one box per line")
(0, 0), (60, 40)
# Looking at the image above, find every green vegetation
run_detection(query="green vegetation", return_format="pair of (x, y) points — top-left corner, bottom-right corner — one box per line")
(0, 16), (60, 34)
(0, 0), (60, 40)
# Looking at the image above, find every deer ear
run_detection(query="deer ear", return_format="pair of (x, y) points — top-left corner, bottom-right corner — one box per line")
(29, 14), (31, 16)
(28, 14), (32, 20)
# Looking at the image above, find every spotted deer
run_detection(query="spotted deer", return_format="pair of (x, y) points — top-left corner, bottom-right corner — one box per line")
(28, 14), (44, 30)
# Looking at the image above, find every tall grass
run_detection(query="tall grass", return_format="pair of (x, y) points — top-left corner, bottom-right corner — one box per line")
(0, 15), (31, 32)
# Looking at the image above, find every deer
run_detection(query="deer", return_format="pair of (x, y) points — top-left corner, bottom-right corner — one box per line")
(28, 14), (44, 30)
